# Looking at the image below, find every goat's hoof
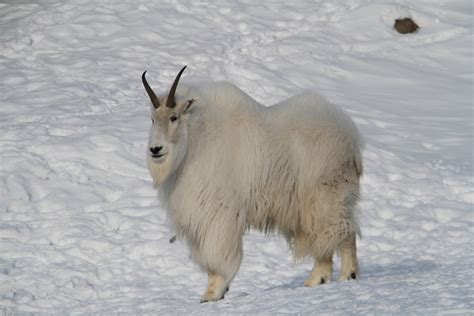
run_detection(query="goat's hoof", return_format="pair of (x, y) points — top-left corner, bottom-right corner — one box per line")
(304, 276), (329, 287)
(339, 271), (358, 281)
(201, 291), (225, 303)
(200, 297), (223, 303)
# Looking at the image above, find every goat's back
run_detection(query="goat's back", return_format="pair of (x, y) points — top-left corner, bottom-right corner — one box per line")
(266, 92), (363, 181)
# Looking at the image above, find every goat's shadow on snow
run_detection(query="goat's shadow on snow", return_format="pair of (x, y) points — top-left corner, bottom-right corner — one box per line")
(362, 259), (438, 280)
(262, 258), (438, 292)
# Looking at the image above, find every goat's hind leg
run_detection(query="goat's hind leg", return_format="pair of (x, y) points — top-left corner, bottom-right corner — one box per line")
(304, 256), (333, 287)
(338, 234), (358, 281)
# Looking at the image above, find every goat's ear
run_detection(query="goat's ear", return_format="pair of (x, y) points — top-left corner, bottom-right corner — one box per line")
(183, 98), (197, 114)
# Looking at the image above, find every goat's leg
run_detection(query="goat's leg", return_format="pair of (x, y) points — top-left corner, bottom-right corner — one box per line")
(304, 256), (333, 286)
(201, 273), (228, 303)
(338, 234), (358, 281)
(199, 233), (243, 302)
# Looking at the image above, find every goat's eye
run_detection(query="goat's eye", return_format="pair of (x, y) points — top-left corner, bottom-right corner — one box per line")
(170, 115), (178, 123)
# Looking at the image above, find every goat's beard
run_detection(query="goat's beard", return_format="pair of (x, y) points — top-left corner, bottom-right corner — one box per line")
(147, 155), (174, 187)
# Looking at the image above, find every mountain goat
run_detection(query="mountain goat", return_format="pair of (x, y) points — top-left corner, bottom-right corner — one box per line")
(143, 66), (363, 302)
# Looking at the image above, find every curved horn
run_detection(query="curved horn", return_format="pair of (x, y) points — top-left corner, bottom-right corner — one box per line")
(166, 65), (187, 108)
(142, 71), (160, 109)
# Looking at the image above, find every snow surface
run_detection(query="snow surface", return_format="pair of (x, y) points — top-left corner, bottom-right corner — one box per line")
(0, 0), (473, 314)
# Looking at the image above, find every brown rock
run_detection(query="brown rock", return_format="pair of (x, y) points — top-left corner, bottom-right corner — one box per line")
(394, 18), (419, 34)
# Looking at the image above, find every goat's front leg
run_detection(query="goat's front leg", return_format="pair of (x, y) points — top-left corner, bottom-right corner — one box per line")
(196, 216), (244, 303)
(201, 272), (228, 303)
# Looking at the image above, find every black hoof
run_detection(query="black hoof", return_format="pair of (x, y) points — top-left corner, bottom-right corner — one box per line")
(169, 235), (176, 243)
(320, 277), (325, 284)
(351, 272), (357, 280)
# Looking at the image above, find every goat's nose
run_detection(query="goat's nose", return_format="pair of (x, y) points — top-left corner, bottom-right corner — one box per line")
(149, 146), (163, 155)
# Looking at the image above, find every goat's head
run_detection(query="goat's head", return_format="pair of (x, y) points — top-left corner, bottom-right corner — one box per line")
(142, 65), (196, 184)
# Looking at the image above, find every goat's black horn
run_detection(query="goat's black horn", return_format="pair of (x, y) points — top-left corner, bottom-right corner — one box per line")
(166, 65), (187, 108)
(142, 71), (160, 109)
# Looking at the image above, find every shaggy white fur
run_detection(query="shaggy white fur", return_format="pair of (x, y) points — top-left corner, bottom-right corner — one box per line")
(145, 73), (363, 302)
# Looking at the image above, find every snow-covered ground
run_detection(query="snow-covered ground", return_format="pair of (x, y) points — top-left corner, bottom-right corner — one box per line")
(1, 0), (472, 314)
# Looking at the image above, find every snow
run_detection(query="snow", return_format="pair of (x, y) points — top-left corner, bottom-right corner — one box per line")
(0, 0), (472, 314)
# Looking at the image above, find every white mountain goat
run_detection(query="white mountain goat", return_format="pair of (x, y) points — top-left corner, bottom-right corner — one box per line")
(142, 66), (363, 302)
